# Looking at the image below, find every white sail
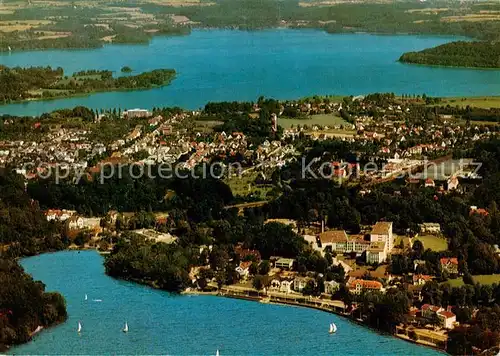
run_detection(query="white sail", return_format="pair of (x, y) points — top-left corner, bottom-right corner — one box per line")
(332, 323), (337, 333)
(77, 322), (82, 333)
(84, 294), (88, 301)
(123, 322), (128, 333)
(8, 46), (11, 52)
(215, 350), (220, 356)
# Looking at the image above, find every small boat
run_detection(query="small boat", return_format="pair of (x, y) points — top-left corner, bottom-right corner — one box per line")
(123, 322), (128, 333)
(84, 294), (88, 301)
(329, 322), (337, 334)
(92, 299), (102, 302)
(215, 350), (220, 356)
(77, 321), (82, 333)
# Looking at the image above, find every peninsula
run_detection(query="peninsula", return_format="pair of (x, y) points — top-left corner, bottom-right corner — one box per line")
(399, 41), (500, 69)
(0, 66), (176, 104)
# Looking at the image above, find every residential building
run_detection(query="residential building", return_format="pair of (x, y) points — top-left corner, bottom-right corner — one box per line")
(440, 257), (459, 274)
(470, 206), (489, 217)
(280, 279), (294, 293)
(413, 274), (433, 286)
(275, 258), (295, 270)
(349, 279), (383, 295)
(45, 209), (76, 222)
(324, 280), (340, 294)
(235, 261), (252, 279)
(80, 217), (101, 230)
(67, 216), (84, 230)
(293, 276), (314, 292)
(419, 223), (441, 235)
(269, 278), (294, 293)
(421, 304), (457, 329)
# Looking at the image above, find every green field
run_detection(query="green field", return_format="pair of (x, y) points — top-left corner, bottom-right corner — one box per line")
(279, 113), (350, 130)
(414, 235), (448, 252)
(446, 274), (500, 287)
(445, 278), (464, 287)
(224, 171), (273, 199)
(434, 96), (500, 109)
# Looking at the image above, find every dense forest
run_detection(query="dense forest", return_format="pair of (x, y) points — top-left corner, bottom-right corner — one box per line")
(0, 259), (67, 352)
(400, 41), (500, 69)
(0, 66), (176, 104)
(0, 171), (68, 351)
(0, 171), (67, 256)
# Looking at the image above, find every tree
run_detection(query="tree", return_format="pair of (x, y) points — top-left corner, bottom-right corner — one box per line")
(412, 239), (424, 258)
(252, 275), (268, 291)
(259, 260), (270, 275)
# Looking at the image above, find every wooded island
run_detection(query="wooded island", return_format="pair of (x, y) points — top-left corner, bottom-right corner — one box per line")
(0, 66), (176, 104)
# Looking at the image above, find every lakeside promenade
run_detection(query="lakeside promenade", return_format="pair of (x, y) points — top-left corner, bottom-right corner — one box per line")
(184, 284), (448, 353)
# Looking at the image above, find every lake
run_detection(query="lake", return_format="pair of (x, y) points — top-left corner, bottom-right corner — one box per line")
(1, 29), (500, 117)
(10, 250), (441, 355)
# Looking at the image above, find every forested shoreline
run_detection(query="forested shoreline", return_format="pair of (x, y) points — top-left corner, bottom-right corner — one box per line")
(400, 41), (500, 69)
(0, 172), (68, 352)
(0, 66), (176, 104)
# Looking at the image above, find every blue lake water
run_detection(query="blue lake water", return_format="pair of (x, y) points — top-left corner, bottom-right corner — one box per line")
(11, 250), (441, 355)
(1, 29), (500, 117)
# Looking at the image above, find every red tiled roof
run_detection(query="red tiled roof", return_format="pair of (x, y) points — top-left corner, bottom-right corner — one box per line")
(239, 261), (252, 270)
(470, 208), (489, 216)
(438, 310), (456, 319)
(351, 279), (382, 290)
(440, 257), (458, 265)
(421, 304), (442, 312)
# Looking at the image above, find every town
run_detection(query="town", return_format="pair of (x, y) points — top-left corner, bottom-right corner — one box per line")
(2, 93), (500, 355)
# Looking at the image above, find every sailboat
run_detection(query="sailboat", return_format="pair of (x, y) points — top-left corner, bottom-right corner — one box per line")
(122, 322), (128, 333)
(8, 46), (11, 52)
(77, 321), (82, 333)
(84, 294), (88, 301)
(215, 350), (220, 356)
(329, 322), (337, 334)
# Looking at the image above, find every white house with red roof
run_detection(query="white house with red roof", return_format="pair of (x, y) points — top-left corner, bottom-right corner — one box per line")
(349, 279), (383, 295)
(440, 257), (459, 274)
(421, 304), (457, 329)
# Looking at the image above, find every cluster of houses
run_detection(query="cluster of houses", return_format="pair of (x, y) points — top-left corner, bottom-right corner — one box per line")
(224, 218), (462, 331)
(44, 209), (102, 233)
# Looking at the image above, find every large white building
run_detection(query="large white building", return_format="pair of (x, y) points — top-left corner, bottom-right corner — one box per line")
(317, 230), (370, 255)
(370, 221), (394, 250)
(366, 221), (394, 264)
